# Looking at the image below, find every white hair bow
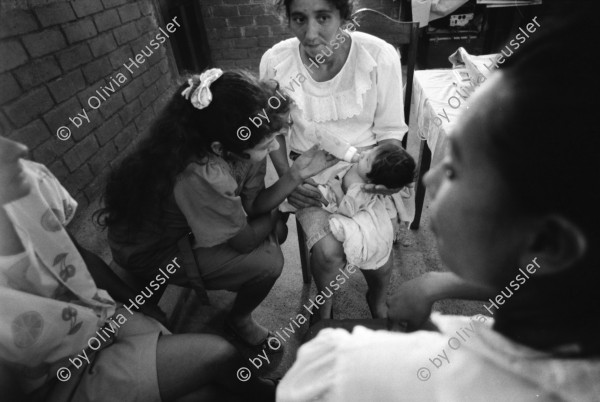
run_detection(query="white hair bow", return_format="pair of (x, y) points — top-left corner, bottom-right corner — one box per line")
(181, 68), (224, 109)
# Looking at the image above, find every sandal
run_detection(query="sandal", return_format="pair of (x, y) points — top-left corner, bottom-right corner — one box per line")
(225, 321), (284, 354)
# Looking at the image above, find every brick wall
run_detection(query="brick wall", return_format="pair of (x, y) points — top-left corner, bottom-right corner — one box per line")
(202, 0), (399, 73)
(0, 0), (178, 211)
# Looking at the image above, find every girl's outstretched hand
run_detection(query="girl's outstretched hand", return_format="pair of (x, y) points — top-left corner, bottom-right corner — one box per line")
(361, 183), (402, 195)
(291, 145), (339, 180)
(363, 181), (414, 196)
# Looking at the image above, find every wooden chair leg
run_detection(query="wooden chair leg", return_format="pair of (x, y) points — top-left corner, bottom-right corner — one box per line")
(296, 217), (312, 284)
(410, 139), (432, 230)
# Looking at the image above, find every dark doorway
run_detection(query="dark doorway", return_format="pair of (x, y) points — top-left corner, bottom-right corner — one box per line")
(157, 0), (212, 73)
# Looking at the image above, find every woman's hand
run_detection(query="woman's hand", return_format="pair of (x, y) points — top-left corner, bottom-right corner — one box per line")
(386, 274), (435, 332)
(361, 183), (402, 196)
(288, 178), (326, 209)
(290, 145), (338, 181)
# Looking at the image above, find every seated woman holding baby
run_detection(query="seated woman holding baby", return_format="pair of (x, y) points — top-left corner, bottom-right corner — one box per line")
(261, 0), (414, 319)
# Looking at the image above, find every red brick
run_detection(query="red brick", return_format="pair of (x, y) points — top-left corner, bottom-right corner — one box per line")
(77, 80), (103, 107)
(99, 92), (126, 119)
(258, 36), (281, 47)
(247, 46), (269, 58)
(119, 98), (141, 124)
(70, 108), (102, 141)
(158, 58), (170, 74)
(151, 90), (171, 115)
(255, 15), (280, 25)
(108, 45), (133, 69)
(82, 57), (112, 84)
(48, 69), (87, 103)
(101, 0), (128, 8)
(0, 40), (29, 73)
(57, 43), (93, 71)
(221, 49), (248, 60)
(89, 32), (118, 57)
(63, 19), (98, 43)
(205, 17), (227, 29)
(34, 2), (76, 27)
(238, 4), (266, 16)
(211, 5), (238, 18)
(63, 164), (93, 192)
(214, 27), (241, 39)
(121, 77), (145, 102)
(0, 9), (39, 39)
(118, 3), (141, 23)
(47, 159), (69, 180)
(139, 84), (158, 108)
(63, 134), (99, 170)
(94, 9), (121, 32)
(136, 15), (156, 34)
(42, 97), (82, 134)
(22, 29), (67, 58)
(5, 87), (55, 127)
(114, 122), (137, 151)
(9, 119), (51, 149)
(0, 73), (21, 104)
(71, 0), (104, 18)
(227, 16), (254, 26)
(211, 38), (235, 49)
(94, 113), (123, 145)
(236, 37), (258, 48)
(244, 26), (269, 37)
(140, 1), (155, 16)
(32, 138), (73, 166)
(88, 142), (118, 174)
(0, 111), (12, 137)
(13, 55), (62, 90)
(134, 104), (155, 132)
(83, 172), (109, 202)
(113, 21), (139, 45)
(142, 64), (161, 87)
(269, 24), (290, 35)
(154, 70), (172, 94)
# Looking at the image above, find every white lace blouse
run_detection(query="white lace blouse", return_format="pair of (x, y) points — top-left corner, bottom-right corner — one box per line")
(259, 31), (408, 154)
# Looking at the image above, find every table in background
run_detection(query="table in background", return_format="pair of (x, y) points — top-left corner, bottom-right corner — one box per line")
(408, 69), (469, 229)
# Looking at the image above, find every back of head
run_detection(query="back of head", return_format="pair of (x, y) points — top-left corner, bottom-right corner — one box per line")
(482, 4), (600, 355)
(367, 143), (416, 189)
(97, 69), (290, 230)
(491, 6), (600, 242)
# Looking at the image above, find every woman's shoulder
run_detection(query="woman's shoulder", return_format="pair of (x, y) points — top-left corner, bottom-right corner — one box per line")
(176, 155), (237, 194)
(262, 37), (299, 62)
(351, 31), (398, 63)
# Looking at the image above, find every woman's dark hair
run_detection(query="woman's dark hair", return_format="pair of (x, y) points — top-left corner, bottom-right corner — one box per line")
(487, 7), (600, 238)
(95, 69), (290, 230)
(277, 0), (354, 20)
(367, 143), (415, 189)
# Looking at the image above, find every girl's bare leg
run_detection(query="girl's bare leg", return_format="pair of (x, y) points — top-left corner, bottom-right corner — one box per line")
(361, 251), (393, 318)
(157, 334), (275, 401)
(310, 234), (346, 319)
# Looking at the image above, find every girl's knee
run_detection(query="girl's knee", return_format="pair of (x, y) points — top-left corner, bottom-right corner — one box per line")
(203, 335), (239, 365)
(312, 235), (345, 269)
(256, 244), (284, 280)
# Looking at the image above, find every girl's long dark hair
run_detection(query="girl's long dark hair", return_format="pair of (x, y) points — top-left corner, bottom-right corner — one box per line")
(95, 70), (290, 230)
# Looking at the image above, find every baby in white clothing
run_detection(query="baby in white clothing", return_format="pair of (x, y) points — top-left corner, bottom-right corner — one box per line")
(322, 143), (415, 270)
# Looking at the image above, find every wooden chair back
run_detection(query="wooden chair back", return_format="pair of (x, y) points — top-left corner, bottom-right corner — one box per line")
(351, 8), (419, 128)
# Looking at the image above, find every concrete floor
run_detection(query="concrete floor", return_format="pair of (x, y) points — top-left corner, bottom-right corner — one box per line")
(69, 131), (482, 381)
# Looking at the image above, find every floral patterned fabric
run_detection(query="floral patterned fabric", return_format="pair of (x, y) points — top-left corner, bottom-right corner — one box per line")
(0, 160), (116, 392)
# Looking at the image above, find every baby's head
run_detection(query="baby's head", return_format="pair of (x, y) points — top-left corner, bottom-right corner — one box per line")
(357, 143), (415, 188)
